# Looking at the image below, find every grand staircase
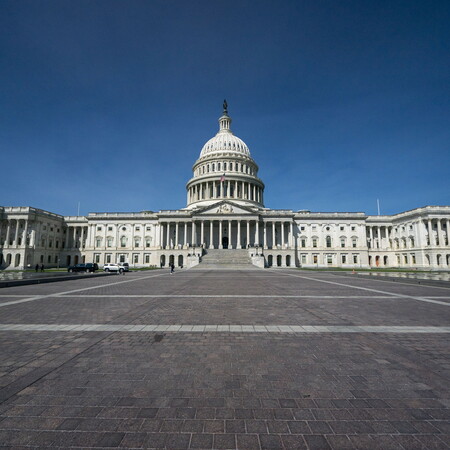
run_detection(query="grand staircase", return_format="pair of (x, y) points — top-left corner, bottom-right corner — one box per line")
(194, 249), (259, 270)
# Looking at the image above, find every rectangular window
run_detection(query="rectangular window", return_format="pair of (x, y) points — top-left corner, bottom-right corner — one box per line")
(136, 227), (140, 232)
(340, 226), (344, 231)
(97, 227), (102, 231)
(56, 241), (59, 248)
(411, 254), (416, 264)
(312, 238), (317, 248)
(145, 254), (150, 264)
(301, 239), (306, 247)
(301, 254), (307, 264)
(133, 253), (139, 263)
(351, 226), (356, 231)
(94, 253), (100, 263)
(313, 254), (318, 264)
(105, 254), (112, 263)
(96, 239), (102, 247)
(353, 254), (358, 264)
(108, 226), (113, 231)
(327, 254), (333, 264)
(146, 227), (151, 231)
(352, 238), (357, 248)
(340, 238), (345, 248)
(300, 226), (305, 231)
(341, 254), (347, 264)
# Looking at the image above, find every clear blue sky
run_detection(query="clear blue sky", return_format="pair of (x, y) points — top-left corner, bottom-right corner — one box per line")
(1, 0), (449, 216)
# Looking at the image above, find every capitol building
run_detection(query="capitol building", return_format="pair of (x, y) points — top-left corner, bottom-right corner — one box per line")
(1, 103), (450, 270)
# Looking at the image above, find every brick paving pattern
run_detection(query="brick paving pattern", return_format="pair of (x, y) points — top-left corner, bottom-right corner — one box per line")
(0, 269), (448, 449)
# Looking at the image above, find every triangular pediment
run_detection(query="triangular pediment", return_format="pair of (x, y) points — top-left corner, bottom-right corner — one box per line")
(194, 201), (259, 216)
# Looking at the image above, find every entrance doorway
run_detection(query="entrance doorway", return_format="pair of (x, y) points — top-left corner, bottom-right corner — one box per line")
(222, 236), (229, 249)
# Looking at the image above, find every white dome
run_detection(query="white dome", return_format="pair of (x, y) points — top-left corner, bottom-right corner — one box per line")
(199, 112), (251, 159)
(200, 132), (250, 158)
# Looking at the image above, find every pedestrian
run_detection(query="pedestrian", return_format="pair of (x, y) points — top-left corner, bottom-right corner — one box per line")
(40, 264), (44, 272)
(35, 264), (39, 272)
(170, 262), (174, 274)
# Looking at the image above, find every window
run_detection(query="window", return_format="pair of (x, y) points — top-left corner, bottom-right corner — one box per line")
(48, 240), (52, 248)
(48, 255), (51, 263)
(120, 236), (127, 247)
(352, 238), (357, 248)
(312, 238), (318, 248)
(301, 254), (307, 264)
(351, 226), (356, 231)
(105, 254), (112, 263)
(96, 238), (102, 247)
(133, 254), (139, 264)
(301, 238), (306, 248)
(411, 254), (416, 264)
(122, 227), (126, 231)
(94, 253), (100, 263)
(134, 239), (140, 248)
(353, 254), (358, 264)
(312, 225), (317, 231)
(340, 238), (345, 248)
(50, 227), (53, 232)
(326, 236), (332, 248)
(313, 254), (318, 264)
(108, 227), (113, 231)
(340, 226), (344, 231)
(55, 241), (59, 248)
(341, 254), (347, 264)
(146, 226), (151, 231)
(300, 226), (305, 231)
(97, 226), (102, 231)
(107, 237), (113, 247)
(146, 238), (152, 248)
(327, 254), (333, 264)
(136, 227), (140, 232)
(145, 254), (150, 264)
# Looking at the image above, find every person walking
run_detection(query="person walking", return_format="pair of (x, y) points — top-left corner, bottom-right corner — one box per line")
(35, 264), (39, 272)
(40, 264), (44, 272)
(170, 262), (175, 274)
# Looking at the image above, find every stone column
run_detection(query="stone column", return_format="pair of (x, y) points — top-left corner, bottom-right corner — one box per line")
(256, 220), (260, 247)
(209, 221), (214, 249)
(183, 222), (187, 247)
(219, 221), (223, 249)
(369, 227), (373, 249)
(228, 220), (232, 248)
(289, 222), (293, 248)
(281, 222), (285, 249)
(246, 220), (250, 248)
(201, 220), (204, 247)
(427, 219), (434, 246)
(22, 219), (28, 247)
(191, 221), (196, 246)
(13, 220), (19, 246)
(166, 222), (170, 249)
(437, 219), (444, 247)
(5, 220), (11, 247)
(175, 222), (179, 248)
(272, 222), (276, 248)
(237, 220), (241, 249)
(81, 227), (85, 249)
(446, 220), (450, 245)
(73, 227), (77, 248)
(264, 222), (267, 249)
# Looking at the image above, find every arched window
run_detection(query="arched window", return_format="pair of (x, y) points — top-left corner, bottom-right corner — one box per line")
(212, 163), (215, 171)
(326, 236), (332, 248)
(120, 236), (127, 248)
(224, 162), (227, 170)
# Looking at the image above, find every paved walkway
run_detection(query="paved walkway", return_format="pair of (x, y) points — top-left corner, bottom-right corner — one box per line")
(0, 269), (449, 449)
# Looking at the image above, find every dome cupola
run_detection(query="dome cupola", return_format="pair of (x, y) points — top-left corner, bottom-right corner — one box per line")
(186, 101), (265, 209)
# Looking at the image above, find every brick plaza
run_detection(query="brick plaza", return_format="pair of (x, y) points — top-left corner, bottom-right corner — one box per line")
(0, 269), (449, 449)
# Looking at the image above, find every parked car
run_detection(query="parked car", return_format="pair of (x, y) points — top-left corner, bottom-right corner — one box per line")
(67, 263), (98, 273)
(103, 263), (125, 273)
(122, 262), (130, 272)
